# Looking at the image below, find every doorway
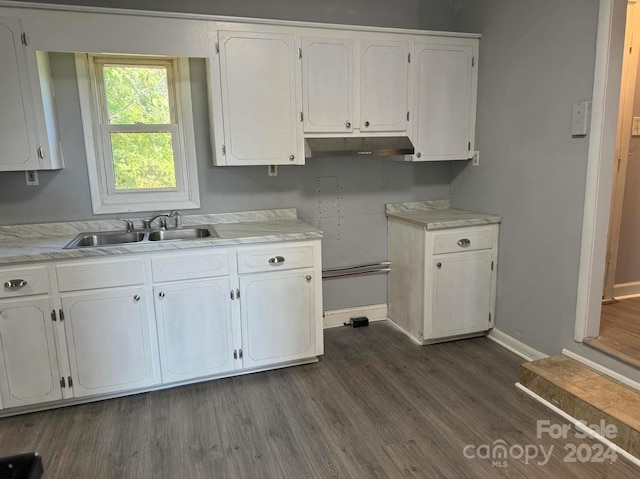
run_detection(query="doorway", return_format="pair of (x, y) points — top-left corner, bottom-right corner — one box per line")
(576, 0), (640, 368)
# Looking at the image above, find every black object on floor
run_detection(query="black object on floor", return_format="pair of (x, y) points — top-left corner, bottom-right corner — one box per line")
(0, 453), (43, 479)
(345, 316), (369, 328)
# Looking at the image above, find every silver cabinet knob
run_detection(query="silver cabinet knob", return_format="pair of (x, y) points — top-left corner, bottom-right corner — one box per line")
(437, 263), (442, 269)
(306, 275), (312, 282)
(364, 121), (370, 127)
(4, 279), (27, 289)
(416, 152), (422, 158)
(457, 238), (471, 247)
(133, 295), (141, 302)
(345, 121), (351, 128)
(269, 256), (286, 265)
(289, 154), (295, 161)
(158, 292), (165, 298)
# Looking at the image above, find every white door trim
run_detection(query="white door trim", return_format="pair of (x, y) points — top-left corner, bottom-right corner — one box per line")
(574, 0), (627, 341)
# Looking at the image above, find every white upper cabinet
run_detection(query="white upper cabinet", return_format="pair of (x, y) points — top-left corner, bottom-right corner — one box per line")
(412, 41), (477, 161)
(359, 39), (409, 133)
(215, 30), (303, 166)
(301, 36), (354, 133)
(0, 16), (62, 171)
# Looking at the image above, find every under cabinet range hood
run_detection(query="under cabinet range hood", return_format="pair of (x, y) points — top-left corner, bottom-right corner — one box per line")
(304, 136), (415, 159)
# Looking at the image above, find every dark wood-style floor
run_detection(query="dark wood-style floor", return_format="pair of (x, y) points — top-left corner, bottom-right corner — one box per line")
(0, 322), (637, 478)
(589, 297), (640, 368)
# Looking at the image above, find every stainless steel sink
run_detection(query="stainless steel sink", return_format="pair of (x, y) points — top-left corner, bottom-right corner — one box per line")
(64, 231), (146, 248)
(148, 228), (214, 241)
(64, 226), (218, 248)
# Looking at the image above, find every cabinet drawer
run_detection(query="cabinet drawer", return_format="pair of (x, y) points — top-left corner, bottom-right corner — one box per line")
(56, 259), (145, 292)
(152, 251), (230, 282)
(431, 226), (495, 255)
(0, 266), (50, 298)
(237, 244), (314, 274)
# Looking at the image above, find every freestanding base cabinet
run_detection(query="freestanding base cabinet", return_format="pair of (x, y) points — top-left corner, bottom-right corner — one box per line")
(387, 218), (499, 344)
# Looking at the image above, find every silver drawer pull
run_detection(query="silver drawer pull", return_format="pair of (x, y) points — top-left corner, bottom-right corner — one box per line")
(457, 238), (471, 247)
(268, 256), (285, 265)
(4, 279), (28, 289)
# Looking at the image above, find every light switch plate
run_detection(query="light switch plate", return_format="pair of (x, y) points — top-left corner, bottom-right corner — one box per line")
(632, 117), (640, 137)
(572, 101), (590, 137)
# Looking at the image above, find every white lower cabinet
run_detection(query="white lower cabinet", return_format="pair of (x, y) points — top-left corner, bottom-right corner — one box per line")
(61, 287), (156, 397)
(388, 220), (498, 344)
(0, 240), (322, 415)
(430, 250), (493, 339)
(154, 278), (236, 383)
(240, 268), (316, 368)
(0, 297), (62, 408)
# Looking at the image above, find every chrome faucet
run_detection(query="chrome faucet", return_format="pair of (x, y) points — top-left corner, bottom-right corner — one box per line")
(117, 218), (135, 232)
(143, 214), (171, 230)
(169, 211), (182, 229)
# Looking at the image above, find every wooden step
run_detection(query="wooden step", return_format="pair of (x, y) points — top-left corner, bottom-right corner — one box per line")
(520, 355), (640, 457)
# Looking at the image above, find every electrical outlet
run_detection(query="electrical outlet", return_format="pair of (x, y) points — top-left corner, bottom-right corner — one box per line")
(268, 165), (278, 176)
(25, 170), (39, 185)
(472, 151), (480, 167)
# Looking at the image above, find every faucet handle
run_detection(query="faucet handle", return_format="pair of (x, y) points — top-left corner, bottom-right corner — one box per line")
(117, 218), (135, 232)
(169, 211), (183, 228)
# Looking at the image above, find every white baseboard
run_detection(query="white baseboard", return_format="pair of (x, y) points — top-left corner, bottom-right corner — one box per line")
(561, 348), (640, 393)
(324, 304), (387, 329)
(613, 281), (640, 299)
(516, 383), (640, 466)
(487, 329), (548, 362)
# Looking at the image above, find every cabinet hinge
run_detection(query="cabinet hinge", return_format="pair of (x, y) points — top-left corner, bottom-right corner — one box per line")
(239, 348), (243, 359)
(300, 112), (304, 122)
(491, 261), (494, 271)
(472, 56), (475, 67)
(215, 42), (219, 54)
(468, 142), (471, 151)
(230, 290), (235, 300)
(298, 47), (302, 59)
(60, 377), (66, 388)
(407, 111), (410, 122)
(236, 288), (240, 299)
(37, 147), (44, 159)
(221, 145), (226, 156)
(489, 313), (492, 323)
(68, 376), (73, 388)
(51, 310), (57, 322)
(233, 349), (238, 360)
(59, 309), (64, 321)
(21, 32), (27, 46)
(408, 52), (411, 63)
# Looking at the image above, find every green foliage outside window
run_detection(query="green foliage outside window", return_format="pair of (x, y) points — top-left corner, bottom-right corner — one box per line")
(102, 64), (177, 190)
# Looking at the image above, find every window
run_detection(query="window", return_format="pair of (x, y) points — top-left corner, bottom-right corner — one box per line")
(76, 54), (200, 214)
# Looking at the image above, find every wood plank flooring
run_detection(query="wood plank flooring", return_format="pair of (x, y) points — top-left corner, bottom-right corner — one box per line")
(0, 322), (638, 478)
(588, 297), (640, 368)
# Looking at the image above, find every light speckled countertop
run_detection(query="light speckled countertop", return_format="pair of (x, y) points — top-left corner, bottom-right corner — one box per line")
(386, 200), (501, 230)
(0, 209), (322, 265)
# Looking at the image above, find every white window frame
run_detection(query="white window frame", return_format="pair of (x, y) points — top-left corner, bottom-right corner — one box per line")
(75, 53), (200, 214)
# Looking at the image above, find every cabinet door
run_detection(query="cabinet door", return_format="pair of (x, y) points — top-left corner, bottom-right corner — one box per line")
(359, 39), (408, 132)
(240, 269), (315, 368)
(218, 30), (302, 165)
(62, 288), (155, 397)
(0, 297), (62, 408)
(0, 17), (40, 171)
(154, 278), (236, 383)
(413, 42), (475, 161)
(301, 36), (354, 133)
(430, 251), (492, 338)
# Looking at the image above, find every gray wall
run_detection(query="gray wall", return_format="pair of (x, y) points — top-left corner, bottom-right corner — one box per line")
(10, 0), (457, 30)
(451, 0), (600, 354)
(0, 0), (457, 312)
(616, 54), (640, 285)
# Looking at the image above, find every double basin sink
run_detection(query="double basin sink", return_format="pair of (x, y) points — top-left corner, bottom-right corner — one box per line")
(64, 226), (218, 249)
